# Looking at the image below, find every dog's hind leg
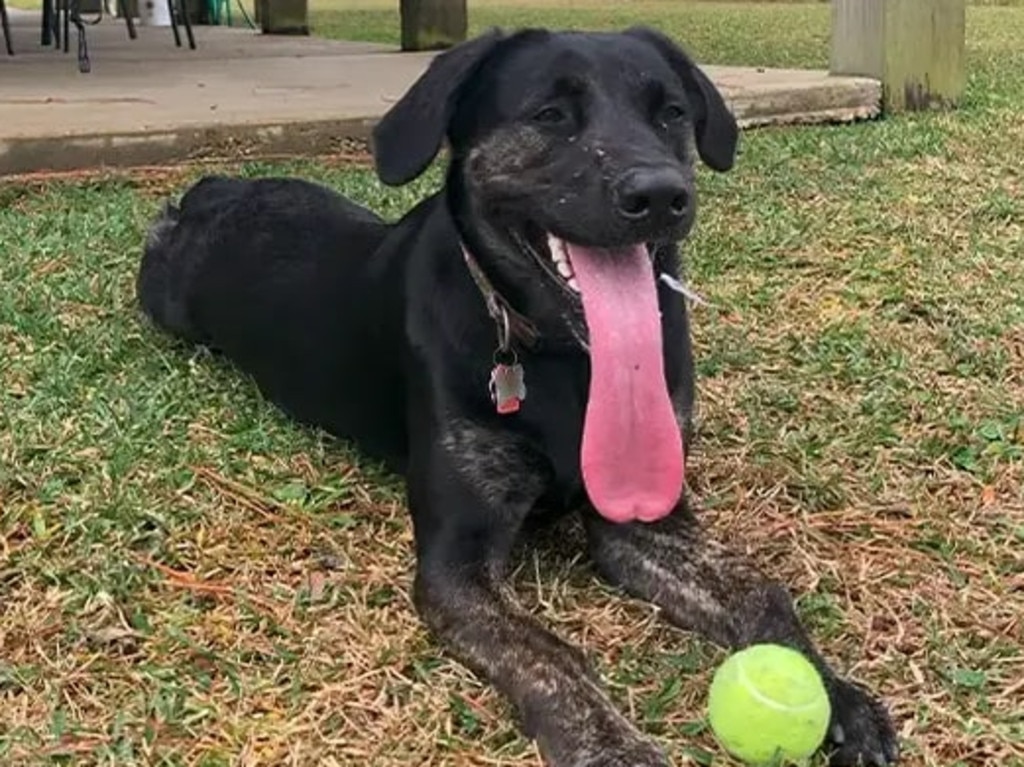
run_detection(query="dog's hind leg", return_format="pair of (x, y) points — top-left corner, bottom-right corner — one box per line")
(409, 421), (669, 767)
(584, 507), (900, 767)
(136, 178), (248, 345)
(136, 201), (206, 344)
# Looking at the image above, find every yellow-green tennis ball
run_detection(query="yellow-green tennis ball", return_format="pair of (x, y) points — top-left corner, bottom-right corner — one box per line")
(707, 644), (831, 765)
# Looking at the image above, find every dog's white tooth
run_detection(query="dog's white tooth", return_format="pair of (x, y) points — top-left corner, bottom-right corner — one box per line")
(556, 260), (573, 278)
(567, 277), (580, 292)
(546, 234), (565, 262)
(550, 236), (569, 263)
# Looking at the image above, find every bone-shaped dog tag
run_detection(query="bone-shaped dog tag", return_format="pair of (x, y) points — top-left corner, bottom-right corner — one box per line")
(489, 363), (526, 415)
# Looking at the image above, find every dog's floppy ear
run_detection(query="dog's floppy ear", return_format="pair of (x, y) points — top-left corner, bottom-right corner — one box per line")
(372, 29), (506, 186)
(625, 26), (739, 172)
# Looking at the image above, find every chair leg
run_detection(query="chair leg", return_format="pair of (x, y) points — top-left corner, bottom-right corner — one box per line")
(118, 0), (136, 39)
(1, 0), (14, 56)
(41, 0), (51, 46)
(63, 0), (70, 53)
(49, 0), (62, 48)
(69, 0), (89, 71)
(178, 0), (195, 49)
(166, 0), (182, 46)
(52, 3), (61, 47)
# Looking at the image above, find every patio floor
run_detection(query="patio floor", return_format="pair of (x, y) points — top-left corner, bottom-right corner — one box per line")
(0, 10), (881, 175)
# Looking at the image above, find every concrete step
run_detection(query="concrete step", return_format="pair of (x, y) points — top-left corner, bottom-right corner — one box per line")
(0, 16), (881, 175)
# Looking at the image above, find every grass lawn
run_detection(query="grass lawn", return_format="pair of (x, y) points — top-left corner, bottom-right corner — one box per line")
(2, 3), (1023, 766)
(308, 0), (1024, 52)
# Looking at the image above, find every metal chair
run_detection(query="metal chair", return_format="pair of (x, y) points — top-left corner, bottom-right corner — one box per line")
(39, 0), (194, 72)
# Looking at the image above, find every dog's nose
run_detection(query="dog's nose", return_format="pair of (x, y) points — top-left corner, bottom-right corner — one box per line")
(614, 168), (689, 227)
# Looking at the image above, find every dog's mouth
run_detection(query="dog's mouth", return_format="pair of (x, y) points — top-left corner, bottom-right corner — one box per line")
(516, 226), (661, 299)
(509, 225), (685, 525)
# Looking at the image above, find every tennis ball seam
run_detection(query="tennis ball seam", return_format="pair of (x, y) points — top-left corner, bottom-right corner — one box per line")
(735, 656), (826, 714)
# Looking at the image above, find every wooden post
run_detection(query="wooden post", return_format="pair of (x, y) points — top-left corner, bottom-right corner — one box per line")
(257, 0), (308, 34)
(400, 0), (467, 51)
(830, 0), (966, 113)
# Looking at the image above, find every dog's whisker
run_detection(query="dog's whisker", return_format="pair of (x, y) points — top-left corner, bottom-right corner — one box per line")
(658, 272), (715, 308)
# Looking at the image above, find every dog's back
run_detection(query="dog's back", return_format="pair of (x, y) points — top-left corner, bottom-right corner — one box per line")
(138, 173), (389, 344)
(136, 175), (413, 467)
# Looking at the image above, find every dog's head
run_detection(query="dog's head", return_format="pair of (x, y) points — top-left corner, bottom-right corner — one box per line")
(373, 28), (737, 524)
(373, 26), (736, 253)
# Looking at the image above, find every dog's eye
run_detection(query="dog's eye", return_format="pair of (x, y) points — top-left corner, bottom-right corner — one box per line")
(533, 106), (568, 125)
(661, 104), (686, 124)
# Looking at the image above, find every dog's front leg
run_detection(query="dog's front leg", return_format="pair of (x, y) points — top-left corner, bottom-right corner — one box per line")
(584, 506), (900, 767)
(407, 423), (669, 767)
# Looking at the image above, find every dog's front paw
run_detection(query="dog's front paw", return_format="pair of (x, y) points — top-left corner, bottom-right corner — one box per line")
(825, 677), (899, 766)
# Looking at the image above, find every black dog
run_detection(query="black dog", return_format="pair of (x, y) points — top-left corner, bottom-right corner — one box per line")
(137, 27), (898, 767)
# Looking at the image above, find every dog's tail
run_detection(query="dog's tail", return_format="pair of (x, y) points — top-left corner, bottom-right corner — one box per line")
(136, 198), (202, 343)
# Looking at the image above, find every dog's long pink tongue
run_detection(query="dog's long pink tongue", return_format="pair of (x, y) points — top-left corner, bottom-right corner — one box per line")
(568, 242), (684, 523)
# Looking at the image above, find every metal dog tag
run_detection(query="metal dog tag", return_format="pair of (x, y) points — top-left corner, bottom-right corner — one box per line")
(489, 362), (526, 415)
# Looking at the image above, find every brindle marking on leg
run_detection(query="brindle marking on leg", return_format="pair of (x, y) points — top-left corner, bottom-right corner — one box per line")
(423, 421), (670, 766)
(440, 418), (548, 511)
(416, 575), (668, 767)
(587, 507), (840, 650)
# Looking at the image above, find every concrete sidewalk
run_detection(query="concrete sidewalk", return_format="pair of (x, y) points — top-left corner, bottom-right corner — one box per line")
(0, 11), (881, 175)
